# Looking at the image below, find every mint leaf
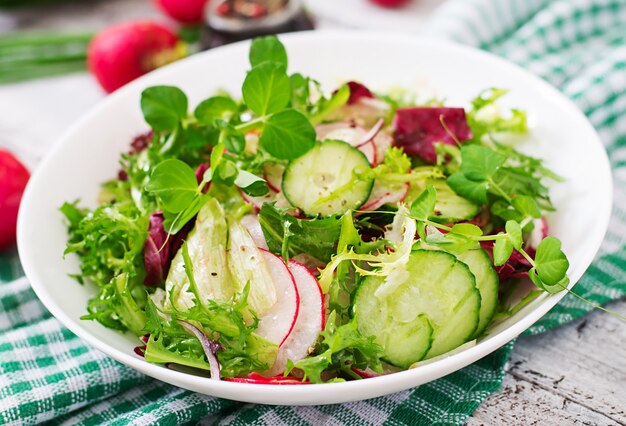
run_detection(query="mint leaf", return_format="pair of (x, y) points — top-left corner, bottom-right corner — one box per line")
(259, 203), (342, 263)
(534, 236), (569, 286)
(146, 159), (198, 213)
(141, 86), (188, 131)
(493, 235), (514, 266)
(194, 96), (238, 125)
(460, 145), (506, 181)
(260, 109), (315, 160)
(447, 171), (488, 204)
(310, 84), (350, 125)
(409, 185), (436, 221)
(249, 35), (288, 68)
(242, 62), (290, 116)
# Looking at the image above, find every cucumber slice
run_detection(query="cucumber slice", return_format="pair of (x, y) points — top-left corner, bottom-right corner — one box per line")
(353, 250), (481, 364)
(428, 179), (480, 223)
(354, 276), (433, 368)
(456, 248), (499, 338)
(416, 242), (499, 339)
(282, 140), (374, 216)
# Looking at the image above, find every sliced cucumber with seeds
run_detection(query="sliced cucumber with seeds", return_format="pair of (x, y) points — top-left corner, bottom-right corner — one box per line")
(353, 250), (481, 365)
(456, 248), (499, 338)
(416, 242), (499, 339)
(354, 276), (433, 368)
(282, 140), (374, 216)
(428, 179), (480, 223)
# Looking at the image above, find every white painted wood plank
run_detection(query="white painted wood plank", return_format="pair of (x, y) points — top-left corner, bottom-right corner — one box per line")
(467, 373), (621, 426)
(469, 300), (626, 425)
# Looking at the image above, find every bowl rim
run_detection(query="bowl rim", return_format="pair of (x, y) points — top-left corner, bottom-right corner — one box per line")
(17, 29), (613, 405)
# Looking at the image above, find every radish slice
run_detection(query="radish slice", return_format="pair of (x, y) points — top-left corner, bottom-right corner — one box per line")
(255, 250), (300, 346)
(241, 191), (274, 212)
(526, 217), (548, 250)
(316, 121), (378, 165)
(356, 118), (384, 148)
(268, 260), (324, 375)
(359, 182), (410, 212)
(358, 140), (377, 165)
(225, 372), (309, 385)
(263, 163), (285, 193)
(241, 190), (292, 211)
(240, 214), (268, 250)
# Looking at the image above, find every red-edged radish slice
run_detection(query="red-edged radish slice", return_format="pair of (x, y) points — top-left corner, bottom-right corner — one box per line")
(268, 260), (325, 375)
(526, 217), (549, 250)
(225, 372), (309, 385)
(356, 118), (384, 148)
(359, 181), (410, 212)
(241, 190), (292, 211)
(352, 367), (381, 379)
(263, 163), (285, 193)
(255, 250), (300, 346)
(358, 140), (377, 165)
(316, 121), (379, 165)
(241, 190), (275, 212)
(316, 121), (364, 144)
(290, 253), (326, 275)
(240, 214), (268, 250)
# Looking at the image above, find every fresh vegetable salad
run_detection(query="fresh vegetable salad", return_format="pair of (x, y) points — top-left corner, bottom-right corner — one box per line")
(62, 36), (570, 384)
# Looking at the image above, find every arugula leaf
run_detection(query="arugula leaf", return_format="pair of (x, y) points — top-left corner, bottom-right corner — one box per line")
(242, 62), (291, 116)
(410, 185), (436, 221)
(288, 312), (383, 383)
(467, 88), (528, 140)
(146, 159), (199, 213)
(167, 249), (278, 377)
(258, 203), (342, 262)
(141, 86), (188, 131)
(81, 273), (146, 336)
(194, 96), (238, 125)
(309, 84), (350, 125)
(249, 35), (288, 68)
(259, 109), (316, 160)
(62, 197), (149, 334)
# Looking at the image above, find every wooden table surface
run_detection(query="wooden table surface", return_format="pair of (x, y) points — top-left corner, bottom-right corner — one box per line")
(1, 1), (625, 424)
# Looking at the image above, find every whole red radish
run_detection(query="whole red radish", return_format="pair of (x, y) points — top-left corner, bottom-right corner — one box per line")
(369, 0), (412, 7)
(154, 0), (209, 24)
(88, 21), (182, 93)
(0, 149), (30, 251)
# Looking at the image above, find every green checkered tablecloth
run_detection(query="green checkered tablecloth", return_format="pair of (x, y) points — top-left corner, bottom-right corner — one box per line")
(3, 0), (626, 424)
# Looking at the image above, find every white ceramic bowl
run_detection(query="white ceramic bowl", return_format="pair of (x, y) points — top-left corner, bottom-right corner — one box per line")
(17, 31), (611, 405)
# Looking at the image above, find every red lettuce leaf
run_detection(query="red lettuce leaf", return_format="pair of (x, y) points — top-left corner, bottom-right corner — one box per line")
(347, 81), (375, 104)
(143, 212), (171, 287)
(393, 107), (472, 163)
